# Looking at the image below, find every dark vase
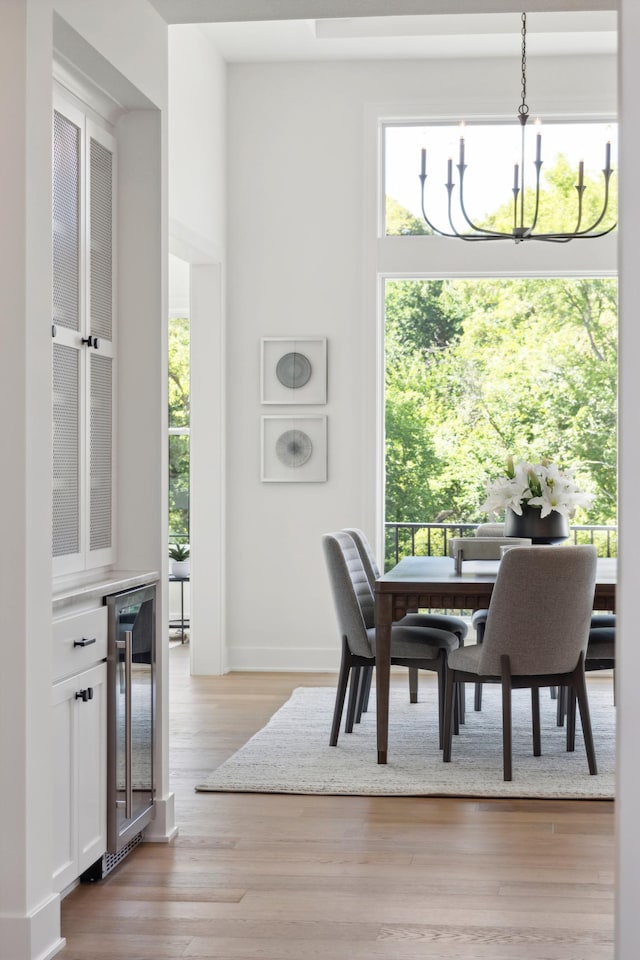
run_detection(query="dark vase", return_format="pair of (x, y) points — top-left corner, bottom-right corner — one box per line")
(504, 504), (570, 545)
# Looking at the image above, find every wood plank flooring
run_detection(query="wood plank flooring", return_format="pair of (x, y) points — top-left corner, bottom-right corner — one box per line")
(58, 642), (615, 959)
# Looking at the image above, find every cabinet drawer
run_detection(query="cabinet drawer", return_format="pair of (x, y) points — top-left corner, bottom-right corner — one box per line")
(53, 607), (107, 681)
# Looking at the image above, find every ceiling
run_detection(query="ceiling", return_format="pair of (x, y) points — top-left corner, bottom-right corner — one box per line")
(149, 1), (617, 62)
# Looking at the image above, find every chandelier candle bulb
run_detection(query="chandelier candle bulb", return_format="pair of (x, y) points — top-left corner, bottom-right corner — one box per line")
(447, 157), (453, 186)
(421, 148), (426, 177)
(606, 140), (612, 171)
(459, 137), (465, 165)
(536, 132), (542, 163)
(513, 163), (519, 192)
(578, 161), (585, 190)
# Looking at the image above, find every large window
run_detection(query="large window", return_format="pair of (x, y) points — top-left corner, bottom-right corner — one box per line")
(384, 276), (618, 538)
(380, 118), (618, 564)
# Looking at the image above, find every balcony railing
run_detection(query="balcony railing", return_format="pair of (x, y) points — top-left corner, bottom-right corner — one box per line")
(385, 521), (617, 570)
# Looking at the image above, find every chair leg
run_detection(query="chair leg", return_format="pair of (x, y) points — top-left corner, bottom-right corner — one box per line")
(345, 665), (361, 733)
(556, 685), (567, 726)
(457, 682), (466, 725)
(531, 687), (541, 757)
(362, 667), (373, 713)
(437, 652), (446, 750)
(566, 688), (577, 752)
(355, 665), (372, 722)
(574, 658), (598, 775)
(443, 667), (456, 762)
(501, 655), (513, 782)
(550, 685), (558, 700)
(474, 681), (483, 711)
(408, 666), (419, 704)
(330, 637), (351, 746)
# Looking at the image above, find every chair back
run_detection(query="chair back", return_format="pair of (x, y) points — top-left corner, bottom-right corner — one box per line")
(322, 531), (375, 659)
(343, 527), (380, 589)
(480, 544), (597, 676)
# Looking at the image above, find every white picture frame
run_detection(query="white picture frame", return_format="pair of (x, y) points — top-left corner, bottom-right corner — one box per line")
(261, 416), (327, 482)
(261, 337), (327, 404)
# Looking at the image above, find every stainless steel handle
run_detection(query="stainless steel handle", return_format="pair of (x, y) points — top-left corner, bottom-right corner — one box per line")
(123, 629), (133, 819)
(115, 630), (134, 820)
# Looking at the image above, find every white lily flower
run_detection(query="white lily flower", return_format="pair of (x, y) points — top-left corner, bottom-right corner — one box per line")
(482, 457), (593, 520)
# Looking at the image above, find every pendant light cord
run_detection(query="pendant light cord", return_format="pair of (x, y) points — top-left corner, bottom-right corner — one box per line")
(519, 12), (529, 122)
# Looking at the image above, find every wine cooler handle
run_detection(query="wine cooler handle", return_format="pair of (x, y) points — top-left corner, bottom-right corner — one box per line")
(124, 630), (133, 820)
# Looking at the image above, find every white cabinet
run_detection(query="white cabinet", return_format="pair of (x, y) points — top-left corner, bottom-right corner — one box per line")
(52, 605), (108, 893)
(52, 90), (116, 576)
(52, 661), (107, 893)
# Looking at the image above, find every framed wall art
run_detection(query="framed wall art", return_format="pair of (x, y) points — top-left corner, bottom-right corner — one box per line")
(261, 337), (327, 404)
(261, 415), (327, 482)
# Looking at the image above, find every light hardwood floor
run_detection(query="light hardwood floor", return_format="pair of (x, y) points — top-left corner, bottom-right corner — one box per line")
(58, 641), (614, 959)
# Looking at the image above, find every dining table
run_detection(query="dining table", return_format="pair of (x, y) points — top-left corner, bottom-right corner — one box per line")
(374, 554), (617, 764)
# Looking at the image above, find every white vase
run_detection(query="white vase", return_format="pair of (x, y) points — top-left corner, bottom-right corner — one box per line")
(171, 560), (190, 578)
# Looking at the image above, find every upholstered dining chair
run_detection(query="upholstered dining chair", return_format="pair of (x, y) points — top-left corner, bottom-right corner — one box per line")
(442, 544), (598, 781)
(558, 615), (615, 732)
(470, 523), (609, 714)
(322, 530), (459, 749)
(343, 527), (469, 714)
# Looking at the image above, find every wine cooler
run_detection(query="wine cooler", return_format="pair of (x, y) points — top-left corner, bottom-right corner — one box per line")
(106, 583), (156, 853)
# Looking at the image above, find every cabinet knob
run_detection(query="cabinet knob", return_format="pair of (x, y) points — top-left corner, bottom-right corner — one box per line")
(81, 335), (100, 349)
(73, 637), (97, 648)
(75, 689), (88, 702)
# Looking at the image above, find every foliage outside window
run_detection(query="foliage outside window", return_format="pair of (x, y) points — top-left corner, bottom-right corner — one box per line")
(169, 317), (190, 543)
(384, 277), (618, 563)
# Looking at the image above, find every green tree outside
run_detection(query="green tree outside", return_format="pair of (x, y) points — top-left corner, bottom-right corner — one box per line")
(385, 276), (618, 548)
(168, 317), (190, 541)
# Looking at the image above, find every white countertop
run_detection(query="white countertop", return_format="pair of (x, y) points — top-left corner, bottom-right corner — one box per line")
(52, 569), (160, 614)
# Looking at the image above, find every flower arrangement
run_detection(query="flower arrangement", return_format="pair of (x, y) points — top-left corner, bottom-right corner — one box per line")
(481, 456), (593, 519)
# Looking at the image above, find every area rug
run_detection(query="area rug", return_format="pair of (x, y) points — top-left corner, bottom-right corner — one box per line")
(196, 682), (615, 799)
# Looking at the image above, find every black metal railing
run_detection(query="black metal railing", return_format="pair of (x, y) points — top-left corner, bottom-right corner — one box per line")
(385, 521), (617, 570)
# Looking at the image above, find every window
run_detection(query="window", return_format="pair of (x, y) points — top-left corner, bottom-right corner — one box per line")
(384, 276), (618, 563)
(168, 257), (190, 546)
(168, 317), (190, 544)
(384, 121), (618, 237)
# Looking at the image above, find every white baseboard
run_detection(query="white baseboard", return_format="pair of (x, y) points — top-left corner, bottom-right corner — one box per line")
(226, 646), (339, 673)
(0, 892), (64, 960)
(143, 792), (178, 843)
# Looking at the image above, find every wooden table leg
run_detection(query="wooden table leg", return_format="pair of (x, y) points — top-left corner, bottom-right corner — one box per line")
(375, 593), (393, 764)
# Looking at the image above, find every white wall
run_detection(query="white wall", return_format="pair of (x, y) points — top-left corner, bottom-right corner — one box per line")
(169, 25), (226, 261)
(616, 3), (640, 957)
(168, 26), (228, 675)
(224, 53), (617, 671)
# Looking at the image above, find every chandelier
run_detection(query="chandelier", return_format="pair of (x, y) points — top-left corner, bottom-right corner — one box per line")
(418, 13), (616, 243)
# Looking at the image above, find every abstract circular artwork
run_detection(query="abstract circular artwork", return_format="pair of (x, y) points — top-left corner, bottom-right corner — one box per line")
(275, 429), (313, 468)
(275, 351), (312, 389)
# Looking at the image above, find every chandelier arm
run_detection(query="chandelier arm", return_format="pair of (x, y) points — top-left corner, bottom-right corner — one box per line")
(526, 161), (543, 235)
(529, 222), (617, 241)
(419, 175), (459, 237)
(569, 173), (615, 236)
(455, 167), (515, 238)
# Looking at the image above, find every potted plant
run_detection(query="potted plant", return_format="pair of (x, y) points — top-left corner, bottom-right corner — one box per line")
(169, 543), (190, 578)
(480, 456), (593, 544)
